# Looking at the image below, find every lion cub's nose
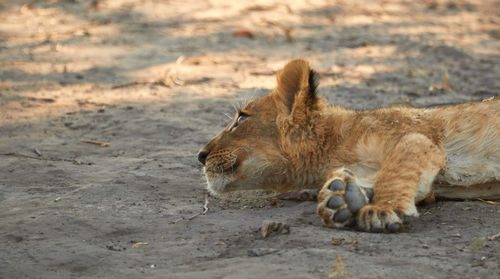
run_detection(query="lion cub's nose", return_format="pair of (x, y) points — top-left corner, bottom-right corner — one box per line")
(198, 150), (210, 165)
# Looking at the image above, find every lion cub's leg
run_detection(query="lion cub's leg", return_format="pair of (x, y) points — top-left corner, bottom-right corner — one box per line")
(357, 134), (446, 232)
(318, 133), (446, 233)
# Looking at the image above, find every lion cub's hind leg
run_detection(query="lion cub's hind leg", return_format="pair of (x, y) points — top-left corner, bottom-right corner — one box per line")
(317, 169), (374, 229)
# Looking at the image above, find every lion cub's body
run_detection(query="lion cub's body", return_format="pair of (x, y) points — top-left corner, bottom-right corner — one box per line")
(199, 59), (499, 232)
(320, 101), (500, 200)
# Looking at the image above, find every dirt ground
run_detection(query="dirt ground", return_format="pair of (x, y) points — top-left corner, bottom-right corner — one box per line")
(1, 0), (499, 278)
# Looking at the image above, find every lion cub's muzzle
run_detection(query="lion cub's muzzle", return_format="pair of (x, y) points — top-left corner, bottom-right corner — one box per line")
(203, 149), (239, 174)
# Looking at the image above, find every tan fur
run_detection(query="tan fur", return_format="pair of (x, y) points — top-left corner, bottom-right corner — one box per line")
(199, 59), (500, 232)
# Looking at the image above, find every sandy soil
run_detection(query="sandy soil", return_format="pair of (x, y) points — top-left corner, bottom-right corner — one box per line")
(1, 0), (499, 278)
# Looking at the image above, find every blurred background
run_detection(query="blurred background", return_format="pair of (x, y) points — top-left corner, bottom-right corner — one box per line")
(1, 0), (499, 122)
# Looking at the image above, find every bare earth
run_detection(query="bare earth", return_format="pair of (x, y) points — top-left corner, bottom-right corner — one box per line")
(1, 0), (499, 278)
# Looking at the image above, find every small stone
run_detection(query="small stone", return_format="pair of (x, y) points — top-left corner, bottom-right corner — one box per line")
(247, 248), (279, 257)
(261, 220), (290, 238)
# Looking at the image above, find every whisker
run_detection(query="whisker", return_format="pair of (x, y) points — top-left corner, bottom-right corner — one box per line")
(223, 112), (233, 120)
(231, 102), (240, 114)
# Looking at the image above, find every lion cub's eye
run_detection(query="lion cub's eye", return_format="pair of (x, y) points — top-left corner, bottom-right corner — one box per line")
(232, 113), (248, 129)
(237, 115), (246, 123)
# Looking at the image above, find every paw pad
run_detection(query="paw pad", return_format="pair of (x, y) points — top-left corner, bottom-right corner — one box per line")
(334, 209), (351, 222)
(328, 180), (344, 191)
(344, 182), (367, 212)
(317, 170), (373, 229)
(327, 195), (343, 208)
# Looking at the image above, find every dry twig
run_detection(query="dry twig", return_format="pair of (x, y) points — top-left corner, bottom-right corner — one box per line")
(477, 198), (498, 205)
(172, 192), (210, 223)
(327, 256), (349, 278)
(263, 19), (294, 42)
(487, 232), (500, 241)
(81, 139), (110, 147)
(429, 72), (452, 92)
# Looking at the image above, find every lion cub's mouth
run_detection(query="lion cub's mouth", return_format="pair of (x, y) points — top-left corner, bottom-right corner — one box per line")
(203, 149), (252, 195)
(204, 162), (239, 195)
(205, 152), (239, 175)
(223, 161), (239, 173)
(203, 157), (242, 195)
(205, 164), (239, 176)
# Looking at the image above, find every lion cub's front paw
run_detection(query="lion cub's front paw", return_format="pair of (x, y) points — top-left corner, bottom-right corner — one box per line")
(356, 205), (413, 233)
(317, 170), (373, 229)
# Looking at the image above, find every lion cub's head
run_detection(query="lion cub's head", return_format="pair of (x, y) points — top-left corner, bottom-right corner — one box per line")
(198, 59), (326, 195)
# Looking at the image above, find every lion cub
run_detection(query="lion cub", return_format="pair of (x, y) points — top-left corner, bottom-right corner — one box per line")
(198, 59), (500, 233)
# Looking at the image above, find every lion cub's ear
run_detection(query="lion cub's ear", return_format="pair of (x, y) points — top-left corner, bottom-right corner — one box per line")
(274, 59), (319, 115)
